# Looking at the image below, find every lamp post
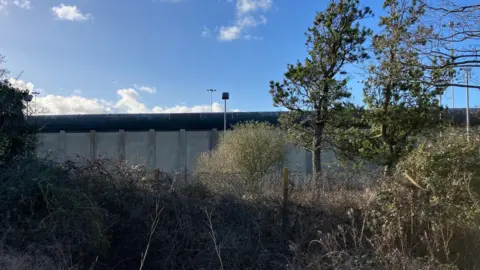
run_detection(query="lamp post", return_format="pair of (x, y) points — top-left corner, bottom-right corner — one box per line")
(206, 89), (216, 112)
(222, 92), (229, 134)
(32, 91), (40, 114)
(24, 94), (33, 117)
(460, 67), (471, 139)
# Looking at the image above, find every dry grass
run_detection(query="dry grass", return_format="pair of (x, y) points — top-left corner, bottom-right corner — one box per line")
(0, 157), (377, 269)
(1, 130), (479, 270)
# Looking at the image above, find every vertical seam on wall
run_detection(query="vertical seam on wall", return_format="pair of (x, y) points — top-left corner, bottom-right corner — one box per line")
(148, 129), (156, 171)
(89, 130), (96, 160)
(119, 129), (125, 162)
(59, 130), (66, 162)
(210, 128), (218, 151)
(305, 150), (313, 175)
(179, 129), (187, 174)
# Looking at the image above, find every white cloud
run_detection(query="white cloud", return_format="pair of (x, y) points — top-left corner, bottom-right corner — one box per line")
(152, 102), (226, 113)
(73, 89), (82, 94)
(236, 0), (272, 14)
(134, 84), (157, 94)
(201, 26), (212, 38)
(0, 0), (7, 11)
(52, 4), (93, 21)
(13, 0), (30, 9)
(36, 92), (239, 114)
(115, 88), (149, 113)
(8, 78), (34, 92)
(36, 95), (114, 114)
(217, 0), (272, 41)
(237, 15), (266, 27)
(219, 25), (242, 41)
(10, 78), (240, 114)
(0, 0), (31, 11)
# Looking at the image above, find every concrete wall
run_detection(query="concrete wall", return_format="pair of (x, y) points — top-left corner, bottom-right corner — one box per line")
(31, 109), (480, 174)
(36, 129), (329, 173)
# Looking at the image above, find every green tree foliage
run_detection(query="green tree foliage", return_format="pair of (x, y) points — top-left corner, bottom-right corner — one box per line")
(0, 79), (37, 166)
(342, 0), (444, 174)
(269, 0), (372, 177)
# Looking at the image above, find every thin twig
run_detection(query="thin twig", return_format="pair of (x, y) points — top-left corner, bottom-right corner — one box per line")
(203, 208), (224, 270)
(139, 200), (165, 270)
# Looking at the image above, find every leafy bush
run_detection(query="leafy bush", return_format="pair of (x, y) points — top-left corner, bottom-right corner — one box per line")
(371, 129), (480, 269)
(196, 121), (286, 189)
(0, 79), (37, 166)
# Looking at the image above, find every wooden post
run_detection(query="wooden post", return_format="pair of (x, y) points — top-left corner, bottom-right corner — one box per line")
(282, 167), (289, 231)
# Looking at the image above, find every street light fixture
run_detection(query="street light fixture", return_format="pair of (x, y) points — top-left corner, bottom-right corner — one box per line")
(222, 92), (229, 134)
(206, 89), (216, 112)
(24, 94), (33, 116)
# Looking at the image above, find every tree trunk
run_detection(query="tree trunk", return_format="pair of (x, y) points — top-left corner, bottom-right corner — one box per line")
(312, 149), (321, 176)
(383, 144), (395, 177)
(312, 123), (323, 182)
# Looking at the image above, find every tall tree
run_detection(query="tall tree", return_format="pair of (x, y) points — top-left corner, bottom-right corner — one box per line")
(356, 0), (444, 175)
(269, 0), (371, 177)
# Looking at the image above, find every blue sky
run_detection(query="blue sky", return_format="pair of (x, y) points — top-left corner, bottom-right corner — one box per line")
(0, 0), (478, 114)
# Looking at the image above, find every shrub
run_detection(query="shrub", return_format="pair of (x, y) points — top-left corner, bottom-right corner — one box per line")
(0, 157), (108, 268)
(371, 129), (480, 269)
(0, 157), (173, 268)
(0, 79), (37, 167)
(196, 121), (286, 189)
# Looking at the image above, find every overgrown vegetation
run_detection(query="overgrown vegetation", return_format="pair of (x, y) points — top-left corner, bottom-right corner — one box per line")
(1, 0), (480, 269)
(0, 155), (376, 269)
(5, 129), (480, 269)
(373, 130), (480, 269)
